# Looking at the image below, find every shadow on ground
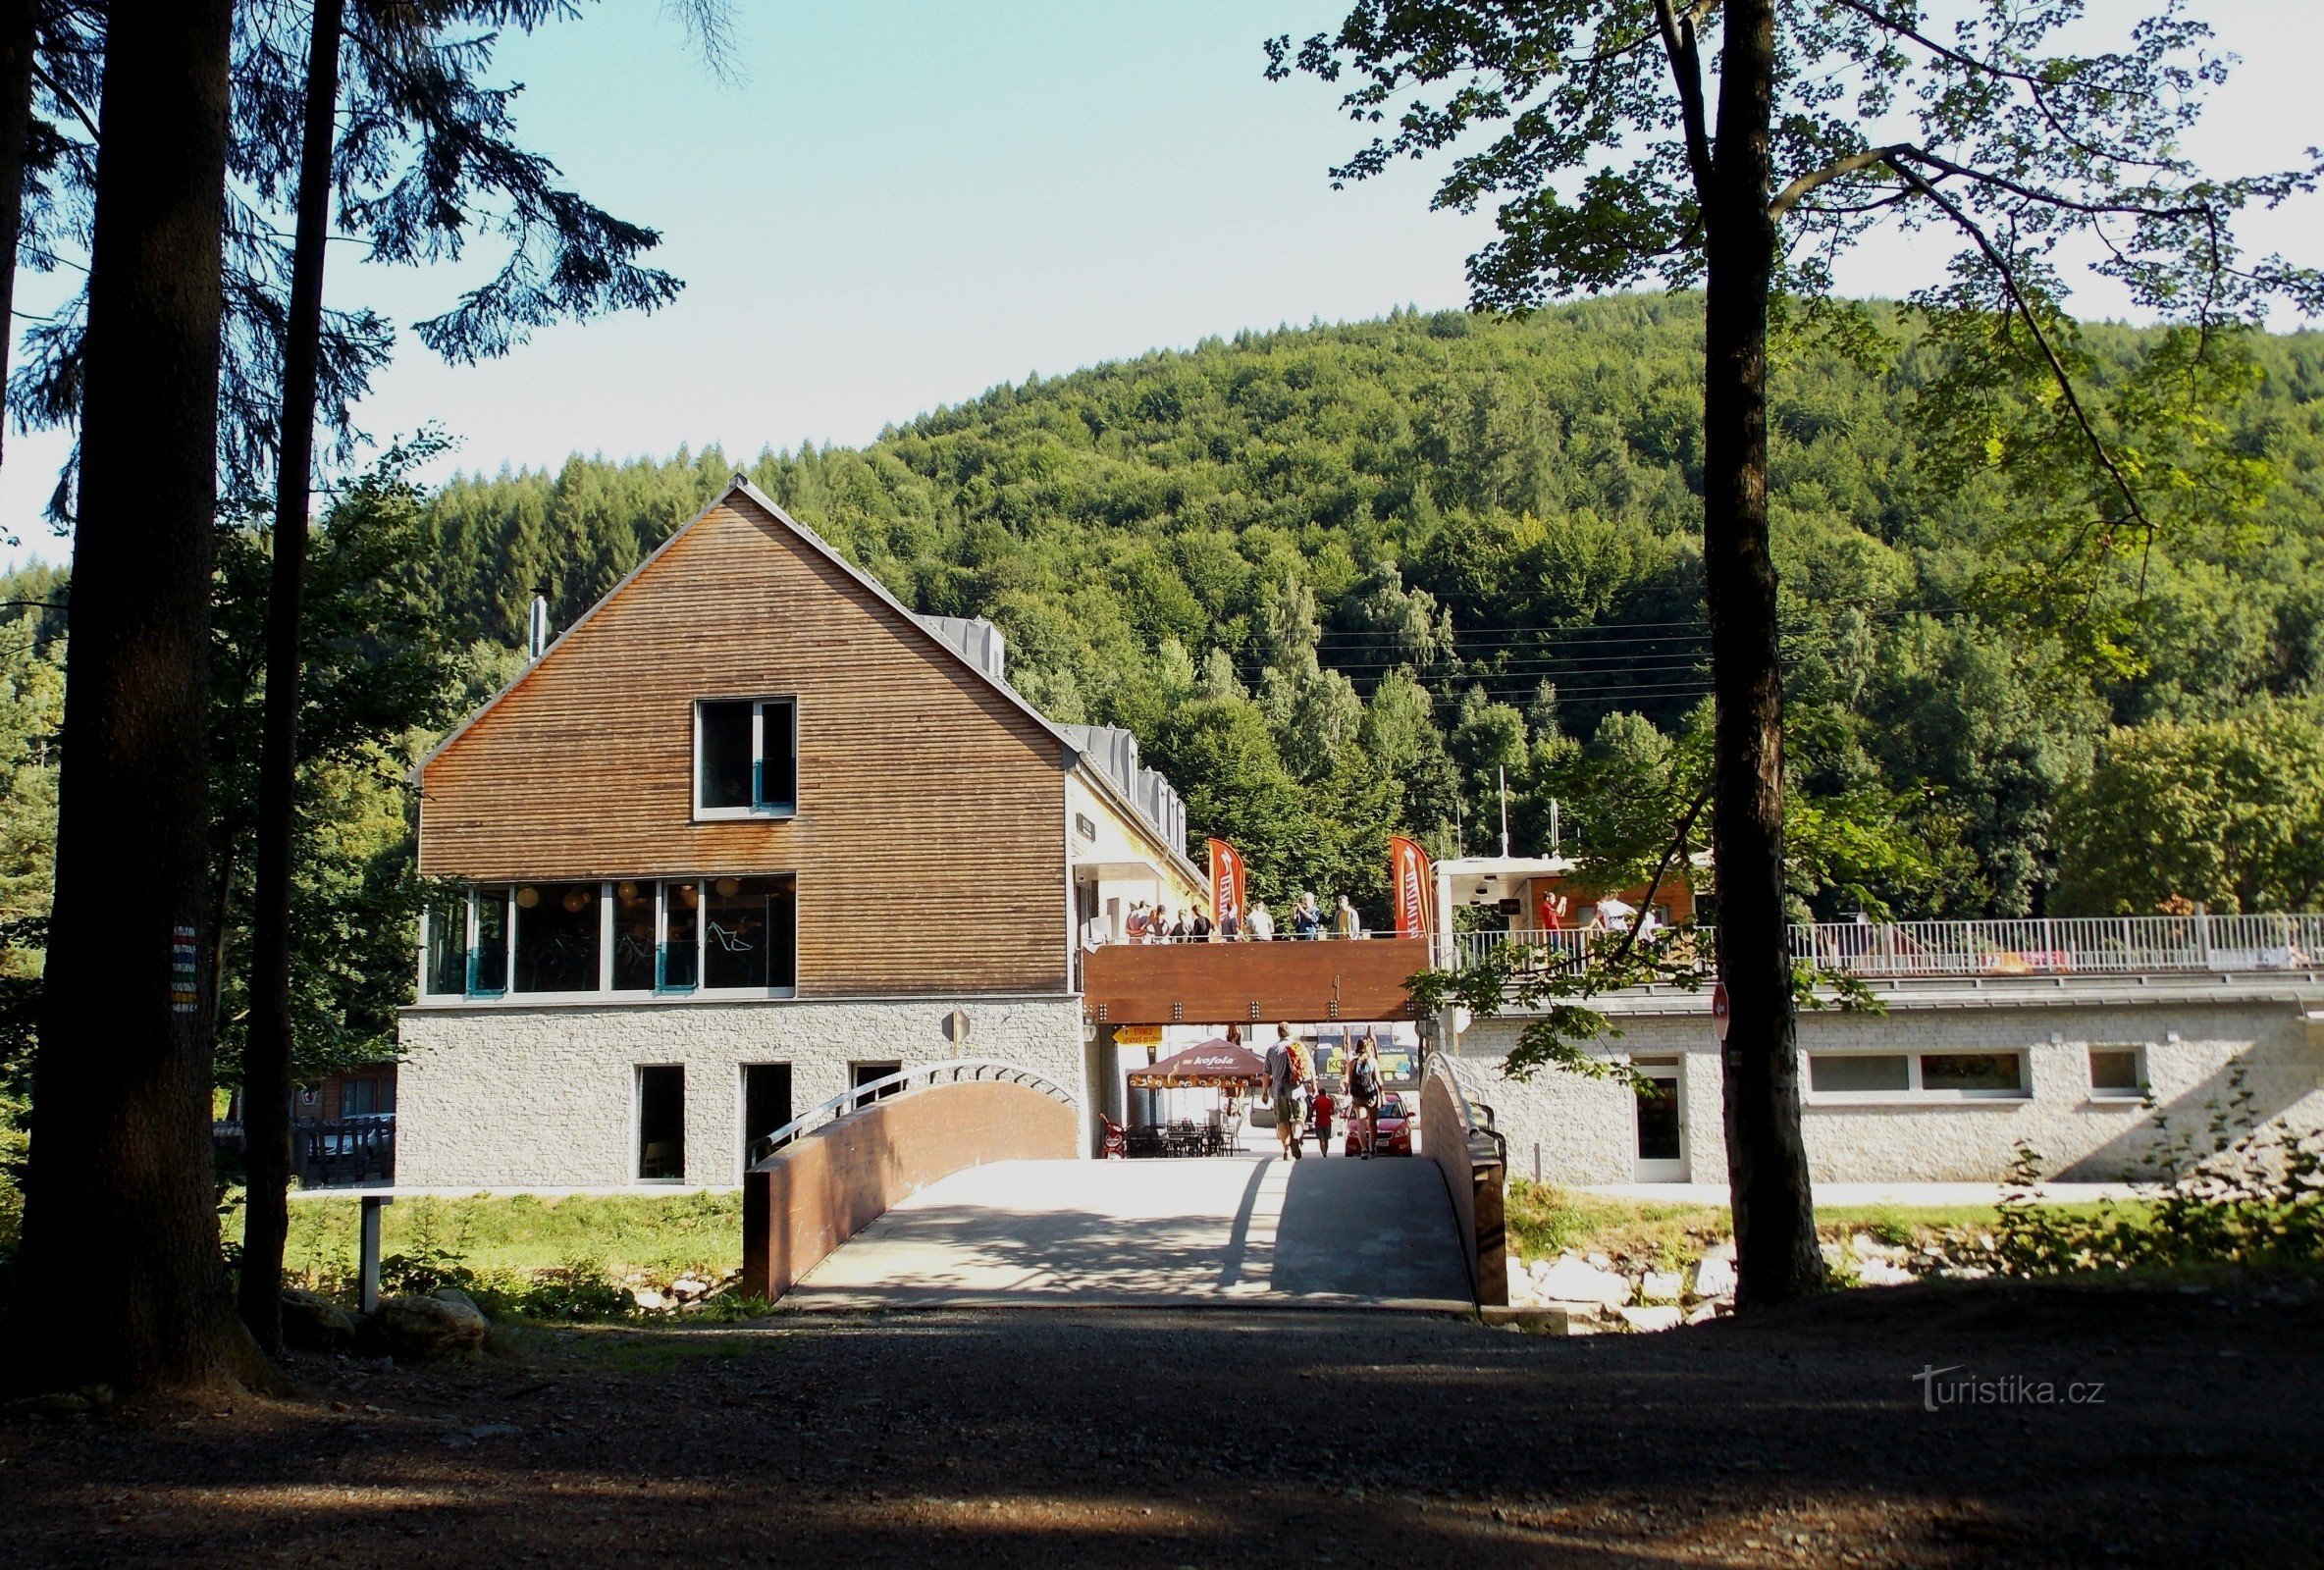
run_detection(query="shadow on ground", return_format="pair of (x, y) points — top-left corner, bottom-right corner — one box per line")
(3, 1282), (2317, 1568)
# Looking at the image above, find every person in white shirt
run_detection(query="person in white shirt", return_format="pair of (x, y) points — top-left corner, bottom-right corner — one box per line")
(1246, 901), (1276, 941)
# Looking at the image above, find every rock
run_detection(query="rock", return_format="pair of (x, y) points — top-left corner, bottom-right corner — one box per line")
(430, 1286), (488, 1321)
(1537, 1256), (1633, 1308)
(1639, 1270), (1683, 1303)
(1615, 1305), (1683, 1333)
(1856, 1258), (1917, 1287)
(1702, 1241), (1737, 1263)
(1691, 1255), (1738, 1300)
(1585, 1251), (1614, 1270)
(631, 1287), (668, 1312)
(669, 1277), (711, 1303)
(1684, 1301), (1722, 1327)
(281, 1287), (356, 1353)
(1850, 1233), (1906, 1262)
(356, 1293), (487, 1362)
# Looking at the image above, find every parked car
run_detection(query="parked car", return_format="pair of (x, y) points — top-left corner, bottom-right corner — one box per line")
(1343, 1092), (1413, 1156)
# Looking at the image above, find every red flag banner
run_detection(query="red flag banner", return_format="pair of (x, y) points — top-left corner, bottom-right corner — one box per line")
(1389, 835), (1433, 939)
(1207, 838), (1245, 927)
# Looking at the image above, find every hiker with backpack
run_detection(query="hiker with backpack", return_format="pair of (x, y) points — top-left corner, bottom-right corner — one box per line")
(1264, 1023), (1313, 1160)
(1347, 1030), (1386, 1158)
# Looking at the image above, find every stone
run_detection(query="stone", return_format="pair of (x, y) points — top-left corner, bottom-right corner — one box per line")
(1615, 1305), (1683, 1333)
(1585, 1251), (1614, 1270)
(430, 1285), (488, 1320)
(1855, 1258), (1916, 1287)
(1536, 1255), (1632, 1308)
(669, 1277), (711, 1303)
(1684, 1301), (1722, 1327)
(1702, 1241), (1737, 1262)
(1850, 1233), (1906, 1262)
(356, 1293), (487, 1362)
(1691, 1255), (1738, 1300)
(631, 1287), (668, 1312)
(1639, 1271), (1684, 1303)
(280, 1287), (356, 1353)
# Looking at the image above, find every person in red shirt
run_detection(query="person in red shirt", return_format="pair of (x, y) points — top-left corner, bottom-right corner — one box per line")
(1539, 888), (1566, 930)
(1310, 1085), (1337, 1157)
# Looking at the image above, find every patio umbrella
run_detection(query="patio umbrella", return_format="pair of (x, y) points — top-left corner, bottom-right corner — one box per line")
(1126, 1038), (1270, 1089)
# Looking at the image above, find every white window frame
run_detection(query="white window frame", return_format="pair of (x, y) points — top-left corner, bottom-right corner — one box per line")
(693, 696), (799, 821)
(2086, 1044), (2147, 1101)
(1805, 1049), (2032, 1105)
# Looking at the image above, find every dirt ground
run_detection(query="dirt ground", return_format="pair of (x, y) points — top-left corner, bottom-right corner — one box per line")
(4, 1281), (2319, 1569)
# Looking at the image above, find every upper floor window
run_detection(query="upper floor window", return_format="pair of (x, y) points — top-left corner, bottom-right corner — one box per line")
(696, 698), (796, 818)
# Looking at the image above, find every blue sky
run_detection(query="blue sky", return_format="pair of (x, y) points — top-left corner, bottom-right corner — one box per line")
(3, 0), (2318, 565)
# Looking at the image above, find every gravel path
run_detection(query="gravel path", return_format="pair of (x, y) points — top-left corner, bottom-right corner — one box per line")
(4, 1281), (2318, 1568)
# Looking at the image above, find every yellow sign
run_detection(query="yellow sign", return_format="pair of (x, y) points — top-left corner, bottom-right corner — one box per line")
(1113, 1023), (1164, 1046)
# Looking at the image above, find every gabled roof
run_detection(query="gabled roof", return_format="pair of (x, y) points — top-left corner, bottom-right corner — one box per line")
(413, 476), (1205, 888)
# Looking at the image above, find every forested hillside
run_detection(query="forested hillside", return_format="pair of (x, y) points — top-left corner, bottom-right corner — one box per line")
(417, 294), (2324, 922)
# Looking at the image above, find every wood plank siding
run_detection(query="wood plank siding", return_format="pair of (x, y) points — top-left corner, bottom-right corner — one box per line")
(419, 493), (1071, 996)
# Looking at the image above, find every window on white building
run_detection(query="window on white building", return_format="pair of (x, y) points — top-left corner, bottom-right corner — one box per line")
(423, 876), (792, 1000)
(637, 1066), (685, 1181)
(2088, 1046), (2145, 1098)
(695, 698), (797, 818)
(1808, 1050), (2028, 1101)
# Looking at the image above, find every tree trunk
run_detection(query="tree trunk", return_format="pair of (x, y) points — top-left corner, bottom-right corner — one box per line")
(4, 0), (240, 1393)
(238, 0), (345, 1359)
(0, 0), (35, 474)
(1703, 0), (1821, 1307)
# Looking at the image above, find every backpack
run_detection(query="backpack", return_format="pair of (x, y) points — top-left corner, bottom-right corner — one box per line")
(1287, 1041), (1312, 1085)
(1351, 1054), (1380, 1097)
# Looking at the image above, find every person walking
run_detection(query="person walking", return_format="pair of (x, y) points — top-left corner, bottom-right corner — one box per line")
(1264, 1024), (1307, 1160)
(1347, 1031), (1385, 1158)
(1247, 900), (1276, 942)
(1332, 895), (1360, 940)
(1310, 1082), (1337, 1157)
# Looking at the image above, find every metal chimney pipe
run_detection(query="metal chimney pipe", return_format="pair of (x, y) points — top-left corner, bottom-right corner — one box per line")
(528, 595), (550, 659)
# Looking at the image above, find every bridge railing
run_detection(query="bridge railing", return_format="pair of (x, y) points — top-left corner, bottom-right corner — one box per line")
(1452, 912), (2324, 981)
(747, 1058), (1076, 1169)
(1420, 1049), (1507, 1310)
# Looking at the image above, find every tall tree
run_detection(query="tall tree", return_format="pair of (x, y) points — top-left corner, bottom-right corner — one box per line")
(1273, 0), (2321, 1304)
(234, 0), (718, 1352)
(238, 0), (346, 1359)
(5, 0), (242, 1392)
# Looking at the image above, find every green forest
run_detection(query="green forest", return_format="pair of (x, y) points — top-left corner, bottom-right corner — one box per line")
(3, 291), (2323, 1091)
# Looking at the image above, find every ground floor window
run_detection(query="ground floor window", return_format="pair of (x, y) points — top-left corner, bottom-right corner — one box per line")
(422, 875), (794, 1000)
(851, 1061), (903, 1111)
(1808, 1050), (2029, 1102)
(2088, 1046), (2145, 1099)
(638, 1065), (685, 1181)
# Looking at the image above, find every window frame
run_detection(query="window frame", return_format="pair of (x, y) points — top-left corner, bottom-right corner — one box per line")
(414, 875), (796, 1005)
(692, 696), (799, 821)
(1805, 1048), (2032, 1105)
(2086, 1045), (2147, 1101)
(634, 1063), (687, 1183)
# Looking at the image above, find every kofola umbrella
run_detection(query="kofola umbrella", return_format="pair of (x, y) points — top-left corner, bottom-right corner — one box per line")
(1126, 1038), (1269, 1089)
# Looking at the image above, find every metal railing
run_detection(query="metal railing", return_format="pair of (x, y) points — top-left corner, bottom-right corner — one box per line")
(1452, 913), (2324, 981)
(744, 1058), (1078, 1169)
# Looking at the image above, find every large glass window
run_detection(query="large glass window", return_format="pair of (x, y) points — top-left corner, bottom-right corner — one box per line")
(1808, 1050), (2028, 1100)
(662, 879), (700, 991)
(513, 882), (602, 993)
(703, 874), (796, 991)
(472, 887), (509, 995)
(612, 881), (658, 992)
(423, 898), (466, 997)
(695, 698), (796, 816)
(1810, 1054), (1910, 1094)
(1920, 1052), (2022, 1094)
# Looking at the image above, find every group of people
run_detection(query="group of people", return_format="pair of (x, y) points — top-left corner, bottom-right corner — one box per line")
(1122, 892), (1367, 944)
(1536, 888), (1658, 936)
(1261, 1023), (1389, 1160)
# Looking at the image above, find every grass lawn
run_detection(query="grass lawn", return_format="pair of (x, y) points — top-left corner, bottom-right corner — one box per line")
(245, 1190), (745, 1289)
(1502, 1178), (2140, 1269)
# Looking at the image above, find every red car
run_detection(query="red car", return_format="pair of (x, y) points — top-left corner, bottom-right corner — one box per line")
(1343, 1091), (1413, 1156)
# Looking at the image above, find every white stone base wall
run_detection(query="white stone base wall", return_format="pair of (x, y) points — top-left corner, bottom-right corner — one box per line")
(396, 994), (1087, 1188)
(1455, 997), (2324, 1186)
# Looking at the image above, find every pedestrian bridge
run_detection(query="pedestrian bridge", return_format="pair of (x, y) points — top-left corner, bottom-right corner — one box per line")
(740, 1055), (1507, 1311)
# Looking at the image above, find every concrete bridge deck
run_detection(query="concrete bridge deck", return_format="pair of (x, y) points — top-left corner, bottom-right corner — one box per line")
(780, 1154), (1473, 1312)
